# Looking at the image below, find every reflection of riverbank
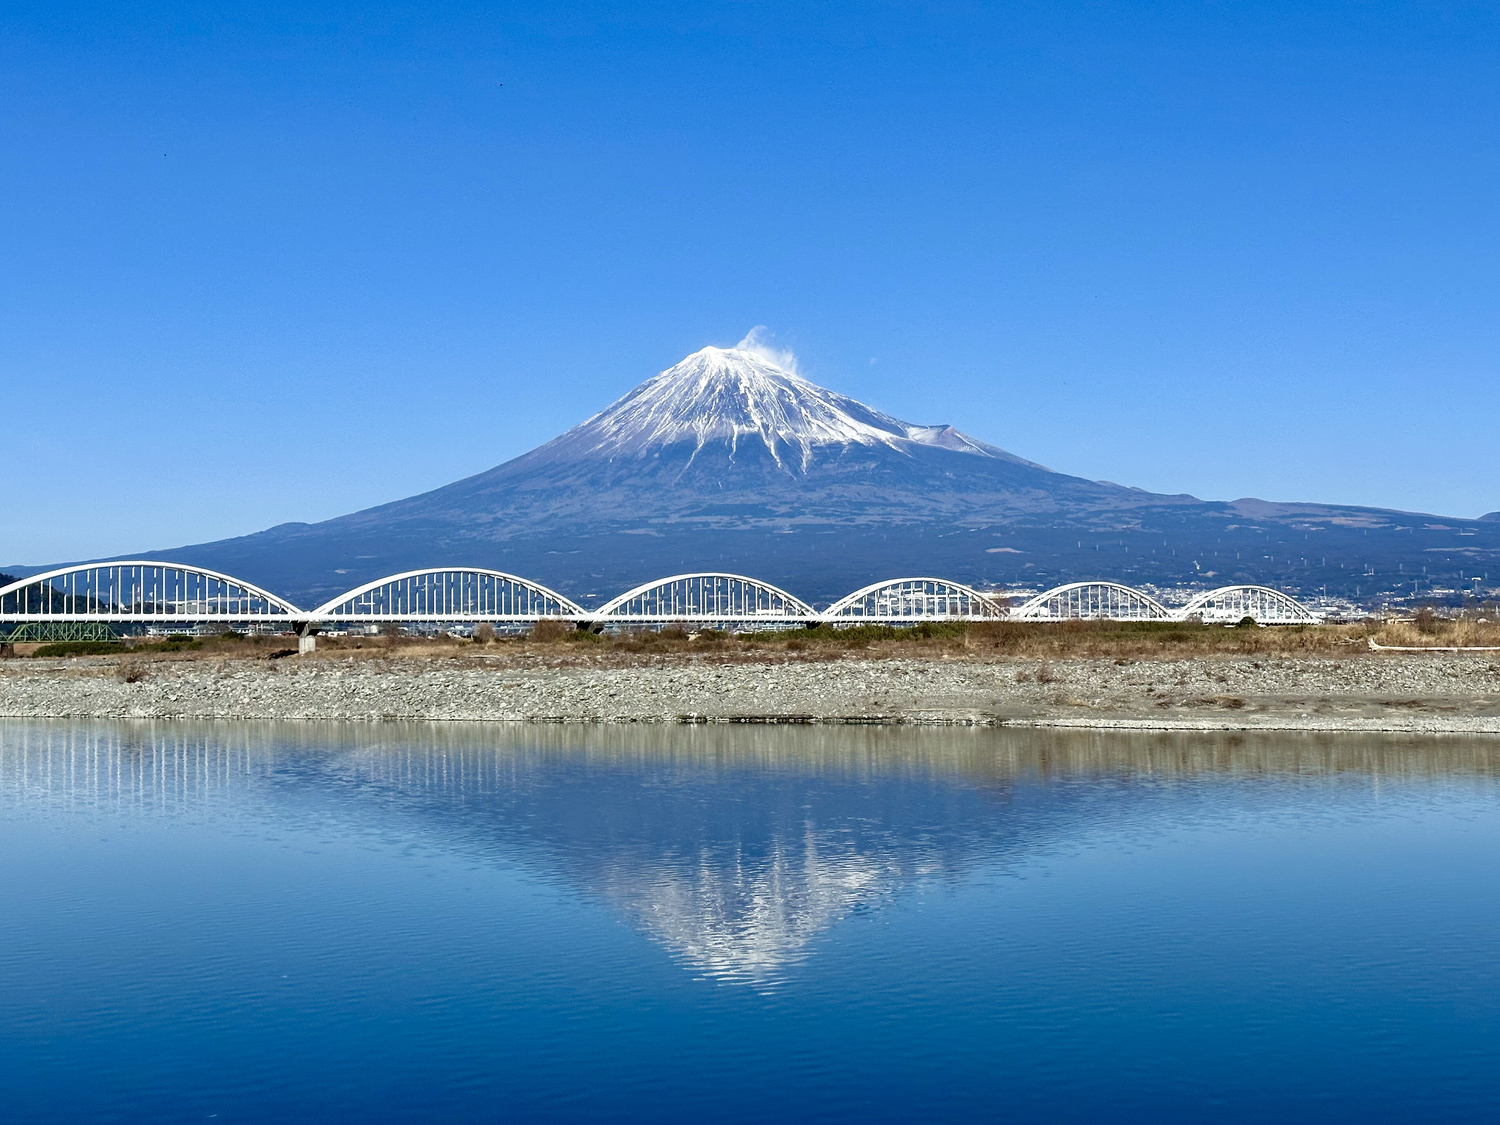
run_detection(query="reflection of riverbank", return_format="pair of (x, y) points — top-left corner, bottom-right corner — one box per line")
(2, 655), (1500, 732)
(4, 722), (1499, 983)
(4, 720), (1500, 793)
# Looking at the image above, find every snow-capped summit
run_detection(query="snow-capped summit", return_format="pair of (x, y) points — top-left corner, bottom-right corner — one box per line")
(533, 341), (1036, 474)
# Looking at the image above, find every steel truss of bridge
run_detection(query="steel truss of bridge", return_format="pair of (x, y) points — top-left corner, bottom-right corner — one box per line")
(0, 563), (1322, 637)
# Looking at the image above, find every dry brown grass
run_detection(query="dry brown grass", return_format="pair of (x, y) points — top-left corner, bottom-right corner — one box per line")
(434, 619), (1374, 662)
(8, 632), (304, 664)
(1372, 618), (1500, 648)
(924, 620), (1363, 659)
(282, 619), (1392, 663)
(528, 618), (574, 643)
(33, 617), (1482, 668)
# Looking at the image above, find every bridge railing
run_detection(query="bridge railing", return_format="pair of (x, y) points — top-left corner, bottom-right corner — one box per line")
(310, 568), (585, 622)
(1175, 585), (1319, 625)
(824, 578), (1007, 621)
(1012, 581), (1174, 622)
(0, 563), (303, 623)
(595, 573), (817, 623)
(1, 564), (1322, 629)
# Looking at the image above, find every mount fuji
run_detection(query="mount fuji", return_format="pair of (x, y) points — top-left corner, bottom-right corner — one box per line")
(112, 340), (1500, 608)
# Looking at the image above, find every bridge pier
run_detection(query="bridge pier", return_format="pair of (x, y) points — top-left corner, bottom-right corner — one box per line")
(297, 623), (318, 655)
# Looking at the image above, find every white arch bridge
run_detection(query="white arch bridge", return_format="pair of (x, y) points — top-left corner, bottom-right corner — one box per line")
(0, 564), (1321, 645)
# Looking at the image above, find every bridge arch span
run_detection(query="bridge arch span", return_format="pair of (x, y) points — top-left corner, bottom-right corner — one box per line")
(1175, 585), (1319, 624)
(824, 578), (1006, 621)
(596, 573), (815, 622)
(0, 561), (303, 622)
(311, 568), (585, 621)
(1012, 581), (1173, 621)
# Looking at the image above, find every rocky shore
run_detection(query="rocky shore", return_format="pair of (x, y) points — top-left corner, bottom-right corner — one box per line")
(3, 651), (1500, 732)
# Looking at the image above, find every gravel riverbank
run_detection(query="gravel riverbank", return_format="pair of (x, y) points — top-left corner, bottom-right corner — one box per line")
(3, 651), (1500, 732)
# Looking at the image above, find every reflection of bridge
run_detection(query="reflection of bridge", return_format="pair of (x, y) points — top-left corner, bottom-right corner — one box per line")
(0, 563), (1321, 643)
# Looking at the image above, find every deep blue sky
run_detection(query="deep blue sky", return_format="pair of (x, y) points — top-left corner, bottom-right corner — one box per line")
(4, 1), (1499, 563)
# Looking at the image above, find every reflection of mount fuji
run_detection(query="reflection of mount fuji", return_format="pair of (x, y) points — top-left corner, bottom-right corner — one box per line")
(610, 833), (906, 982)
(6, 723), (1497, 985)
(298, 726), (1049, 985)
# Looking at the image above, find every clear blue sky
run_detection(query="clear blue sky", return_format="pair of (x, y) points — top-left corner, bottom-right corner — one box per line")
(4, 1), (1498, 564)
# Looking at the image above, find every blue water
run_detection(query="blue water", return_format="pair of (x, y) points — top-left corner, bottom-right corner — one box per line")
(2, 722), (1499, 1123)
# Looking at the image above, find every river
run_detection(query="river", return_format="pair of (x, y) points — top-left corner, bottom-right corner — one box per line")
(2, 721), (1498, 1122)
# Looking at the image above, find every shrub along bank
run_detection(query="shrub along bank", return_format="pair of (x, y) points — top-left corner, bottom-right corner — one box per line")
(14, 617), (1500, 664)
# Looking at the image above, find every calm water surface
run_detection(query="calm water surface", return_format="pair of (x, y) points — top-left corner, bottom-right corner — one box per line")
(2, 720), (1499, 1123)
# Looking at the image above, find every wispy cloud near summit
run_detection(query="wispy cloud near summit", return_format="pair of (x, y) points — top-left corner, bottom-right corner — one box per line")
(735, 326), (799, 374)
